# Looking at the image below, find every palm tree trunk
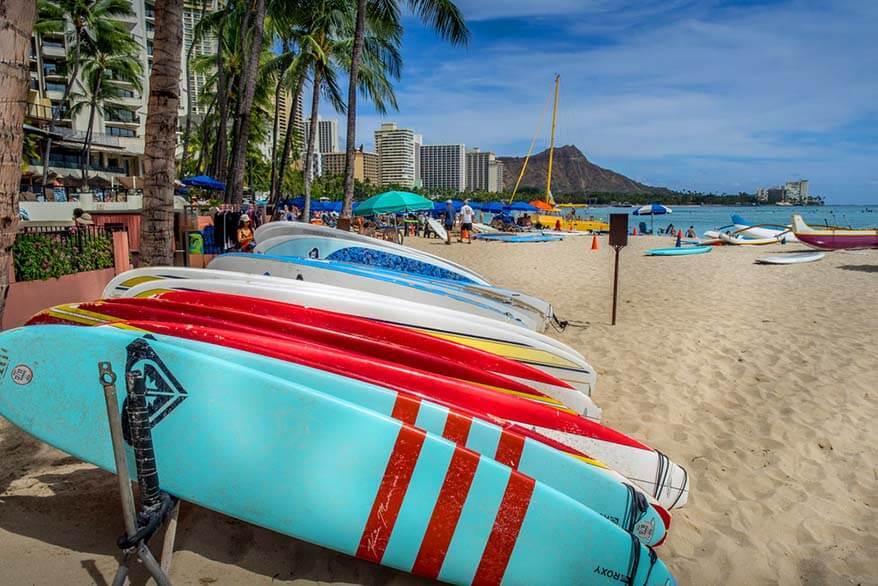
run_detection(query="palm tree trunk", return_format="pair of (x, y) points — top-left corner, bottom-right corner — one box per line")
(196, 96), (216, 173)
(272, 76), (304, 209)
(0, 0), (36, 323)
(80, 78), (101, 187)
(210, 1), (231, 180)
(268, 71), (284, 204)
(341, 0), (367, 220)
(140, 0), (183, 266)
(302, 69), (321, 221)
(225, 0), (265, 206)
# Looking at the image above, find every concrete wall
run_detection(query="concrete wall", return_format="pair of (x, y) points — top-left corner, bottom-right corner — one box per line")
(2, 231), (130, 330)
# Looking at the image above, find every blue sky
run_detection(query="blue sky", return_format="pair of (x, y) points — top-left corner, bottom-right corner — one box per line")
(332, 0), (878, 202)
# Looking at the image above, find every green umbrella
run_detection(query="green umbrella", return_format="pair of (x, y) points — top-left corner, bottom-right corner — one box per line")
(353, 191), (433, 216)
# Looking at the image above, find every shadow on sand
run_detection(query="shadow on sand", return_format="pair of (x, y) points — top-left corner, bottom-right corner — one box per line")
(0, 425), (426, 585)
(837, 264), (878, 273)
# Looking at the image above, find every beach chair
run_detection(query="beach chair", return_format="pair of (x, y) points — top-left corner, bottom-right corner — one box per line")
(638, 221), (652, 235)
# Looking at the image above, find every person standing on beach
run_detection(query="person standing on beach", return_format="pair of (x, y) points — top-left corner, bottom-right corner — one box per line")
(459, 199), (474, 243)
(444, 199), (455, 245)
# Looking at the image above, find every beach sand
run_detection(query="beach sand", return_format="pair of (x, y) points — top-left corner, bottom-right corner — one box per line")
(1, 235), (876, 584)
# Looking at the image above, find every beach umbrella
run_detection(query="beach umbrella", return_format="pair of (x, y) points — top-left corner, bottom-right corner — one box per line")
(483, 201), (505, 214)
(529, 199), (555, 211)
(504, 201), (539, 213)
(353, 190), (433, 216)
(182, 174), (226, 191)
(632, 203), (672, 233)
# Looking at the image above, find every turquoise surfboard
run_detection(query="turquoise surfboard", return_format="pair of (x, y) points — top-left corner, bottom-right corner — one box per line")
(126, 327), (667, 546)
(0, 326), (674, 585)
(646, 246), (712, 256)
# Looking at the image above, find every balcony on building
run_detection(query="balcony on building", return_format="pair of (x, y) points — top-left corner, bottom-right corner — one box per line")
(26, 90), (53, 122)
(40, 38), (66, 57)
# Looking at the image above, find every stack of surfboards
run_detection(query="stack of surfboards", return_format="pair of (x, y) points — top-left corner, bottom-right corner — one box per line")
(0, 221), (689, 585)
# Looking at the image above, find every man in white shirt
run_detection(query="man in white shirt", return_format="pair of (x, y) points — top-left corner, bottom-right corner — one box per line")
(459, 199), (475, 243)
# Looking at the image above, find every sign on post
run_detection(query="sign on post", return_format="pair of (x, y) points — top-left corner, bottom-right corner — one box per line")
(609, 214), (629, 325)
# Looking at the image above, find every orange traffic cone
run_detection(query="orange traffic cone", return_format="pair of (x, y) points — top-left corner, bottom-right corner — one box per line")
(591, 234), (600, 251)
(632, 227), (638, 236)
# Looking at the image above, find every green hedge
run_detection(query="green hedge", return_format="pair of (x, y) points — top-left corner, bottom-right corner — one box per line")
(12, 231), (115, 282)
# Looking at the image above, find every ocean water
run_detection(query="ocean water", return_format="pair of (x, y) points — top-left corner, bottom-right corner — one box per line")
(574, 205), (878, 236)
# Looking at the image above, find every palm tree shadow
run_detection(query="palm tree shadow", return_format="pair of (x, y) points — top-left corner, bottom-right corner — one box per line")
(838, 264), (878, 273)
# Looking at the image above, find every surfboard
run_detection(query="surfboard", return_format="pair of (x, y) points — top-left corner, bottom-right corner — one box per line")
(427, 218), (448, 241)
(24, 313), (683, 510)
(646, 246), (712, 256)
(254, 221), (489, 285)
(755, 251), (825, 265)
(0, 325), (675, 584)
(257, 235), (470, 283)
(30, 298), (585, 416)
(103, 268), (598, 397)
(476, 233), (564, 243)
(209, 254), (546, 332)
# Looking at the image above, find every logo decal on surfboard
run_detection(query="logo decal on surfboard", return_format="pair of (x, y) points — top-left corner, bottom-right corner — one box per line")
(0, 349), (8, 379)
(124, 338), (188, 432)
(10, 364), (33, 385)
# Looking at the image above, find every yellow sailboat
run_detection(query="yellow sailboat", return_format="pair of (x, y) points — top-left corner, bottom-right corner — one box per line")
(512, 75), (609, 233)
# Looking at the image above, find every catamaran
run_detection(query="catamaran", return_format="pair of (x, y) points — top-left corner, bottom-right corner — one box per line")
(511, 75), (609, 233)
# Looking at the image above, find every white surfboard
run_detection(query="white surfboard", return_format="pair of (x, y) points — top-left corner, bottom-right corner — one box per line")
(427, 217), (448, 241)
(254, 221), (488, 284)
(756, 251), (825, 265)
(103, 268), (599, 400)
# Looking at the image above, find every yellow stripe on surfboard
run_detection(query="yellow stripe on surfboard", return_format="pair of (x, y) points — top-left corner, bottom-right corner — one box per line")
(118, 275), (164, 290)
(416, 329), (583, 371)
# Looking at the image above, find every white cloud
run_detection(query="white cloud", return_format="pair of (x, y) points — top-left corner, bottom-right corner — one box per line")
(357, 0), (878, 200)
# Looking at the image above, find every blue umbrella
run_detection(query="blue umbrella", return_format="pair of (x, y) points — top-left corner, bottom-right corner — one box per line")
(182, 174), (225, 191)
(483, 201), (505, 213)
(504, 201), (539, 212)
(632, 203), (672, 233)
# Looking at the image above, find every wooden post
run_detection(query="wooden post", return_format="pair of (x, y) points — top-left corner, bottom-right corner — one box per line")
(611, 246), (621, 326)
(608, 214), (629, 326)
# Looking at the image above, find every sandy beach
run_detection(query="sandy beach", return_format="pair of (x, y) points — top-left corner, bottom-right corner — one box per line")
(1, 235), (876, 585)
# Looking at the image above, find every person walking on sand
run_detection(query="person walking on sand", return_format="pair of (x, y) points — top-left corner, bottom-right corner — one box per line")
(459, 199), (474, 243)
(443, 199), (455, 245)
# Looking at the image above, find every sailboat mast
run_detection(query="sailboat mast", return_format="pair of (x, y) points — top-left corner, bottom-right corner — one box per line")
(545, 74), (561, 203)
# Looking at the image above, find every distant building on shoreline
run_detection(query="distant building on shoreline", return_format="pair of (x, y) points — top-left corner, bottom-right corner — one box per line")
(421, 144), (466, 193)
(322, 149), (378, 185)
(756, 179), (817, 204)
(305, 117), (339, 154)
(374, 122), (420, 188)
(466, 148), (504, 193)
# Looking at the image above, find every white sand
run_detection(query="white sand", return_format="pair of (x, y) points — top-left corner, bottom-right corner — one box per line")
(1, 235), (877, 584)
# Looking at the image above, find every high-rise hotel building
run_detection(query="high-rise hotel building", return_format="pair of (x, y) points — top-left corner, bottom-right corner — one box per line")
(305, 118), (339, 154)
(466, 148), (504, 193)
(420, 144), (466, 193)
(374, 122), (420, 188)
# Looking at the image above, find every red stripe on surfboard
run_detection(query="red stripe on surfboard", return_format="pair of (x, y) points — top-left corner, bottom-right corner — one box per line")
(472, 473), (536, 586)
(391, 393), (421, 425)
(442, 411), (473, 445)
(493, 431), (525, 469)
(356, 425), (426, 563)
(411, 446), (480, 578)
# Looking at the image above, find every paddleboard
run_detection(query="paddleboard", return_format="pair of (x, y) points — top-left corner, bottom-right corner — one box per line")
(755, 251), (825, 265)
(257, 235), (472, 283)
(0, 325), (675, 584)
(646, 246), (712, 256)
(472, 223), (499, 233)
(718, 233), (779, 246)
(254, 221), (489, 284)
(476, 233), (563, 243)
(427, 218), (448, 241)
(103, 268), (599, 396)
(209, 253), (546, 331)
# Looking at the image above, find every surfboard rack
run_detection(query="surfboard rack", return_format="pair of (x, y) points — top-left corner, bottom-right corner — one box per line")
(99, 363), (181, 586)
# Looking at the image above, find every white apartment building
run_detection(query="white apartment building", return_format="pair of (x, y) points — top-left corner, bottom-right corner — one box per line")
(466, 148), (504, 192)
(374, 122), (419, 188)
(784, 179), (809, 203)
(304, 118), (339, 153)
(420, 144), (466, 193)
(26, 0), (215, 192)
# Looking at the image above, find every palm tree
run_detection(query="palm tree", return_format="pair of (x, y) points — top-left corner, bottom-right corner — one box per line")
(67, 31), (142, 185)
(225, 0), (267, 205)
(340, 0), (469, 220)
(35, 0), (135, 189)
(0, 0), (37, 324)
(140, 0), (182, 266)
